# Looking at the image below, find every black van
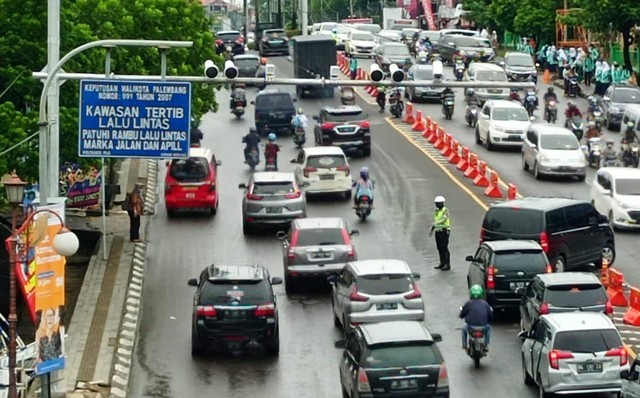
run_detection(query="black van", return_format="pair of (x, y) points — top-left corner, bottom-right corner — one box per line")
(251, 89), (297, 134)
(481, 198), (615, 272)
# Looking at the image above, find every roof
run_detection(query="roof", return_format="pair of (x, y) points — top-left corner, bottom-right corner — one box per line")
(322, 105), (363, 114)
(598, 167), (640, 179)
(542, 312), (614, 332)
(536, 272), (602, 286)
(360, 321), (433, 345)
(302, 146), (347, 156)
(293, 217), (346, 230)
(487, 100), (526, 108)
(206, 263), (265, 281)
(252, 171), (296, 183)
(349, 259), (412, 276)
(233, 54), (260, 60)
(188, 147), (213, 158)
(412, 65), (433, 71)
(483, 240), (543, 252)
(490, 197), (586, 211)
(531, 125), (575, 136)
(505, 51), (532, 58)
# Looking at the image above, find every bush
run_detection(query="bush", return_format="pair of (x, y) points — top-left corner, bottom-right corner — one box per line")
(286, 29), (302, 38)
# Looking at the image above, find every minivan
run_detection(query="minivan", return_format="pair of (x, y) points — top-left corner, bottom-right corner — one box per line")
(465, 63), (509, 102)
(481, 198), (615, 272)
(251, 89), (297, 133)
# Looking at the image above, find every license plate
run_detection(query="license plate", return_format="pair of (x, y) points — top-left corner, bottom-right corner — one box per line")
(312, 251), (331, 259)
(509, 135), (522, 140)
(266, 207), (282, 214)
(578, 362), (603, 373)
(182, 186), (198, 190)
(391, 379), (417, 390)
(319, 174), (334, 180)
(224, 310), (247, 319)
(377, 303), (398, 310)
(510, 282), (527, 290)
(185, 193), (196, 199)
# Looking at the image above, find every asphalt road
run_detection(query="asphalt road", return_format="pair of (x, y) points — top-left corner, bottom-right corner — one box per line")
(127, 53), (624, 398)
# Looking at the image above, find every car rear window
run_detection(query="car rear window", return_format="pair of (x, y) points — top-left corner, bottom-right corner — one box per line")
(357, 274), (413, 295)
(553, 329), (621, 352)
(217, 32), (241, 41)
(483, 208), (543, 235)
(477, 70), (507, 81)
(252, 181), (296, 195)
(493, 250), (547, 270)
(234, 58), (259, 68)
(325, 112), (364, 122)
(544, 284), (607, 307)
(256, 94), (293, 111)
(295, 228), (346, 246)
(169, 157), (210, 182)
(306, 155), (347, 169)
(364, 343), (441, 368)
(200, 281), (271, 305)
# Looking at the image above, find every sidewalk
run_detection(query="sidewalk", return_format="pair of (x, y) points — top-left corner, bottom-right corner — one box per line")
(551, 77), (590, 100)
(27, 158), (158, 398)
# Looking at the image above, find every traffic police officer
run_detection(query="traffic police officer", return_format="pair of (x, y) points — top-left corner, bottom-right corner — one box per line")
(430, 196), (451, 270)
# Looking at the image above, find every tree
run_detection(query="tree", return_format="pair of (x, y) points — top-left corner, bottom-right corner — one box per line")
(512, 0), (558, 45)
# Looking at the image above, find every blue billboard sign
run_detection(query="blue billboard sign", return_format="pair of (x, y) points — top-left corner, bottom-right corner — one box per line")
(78, 80), (192, 158)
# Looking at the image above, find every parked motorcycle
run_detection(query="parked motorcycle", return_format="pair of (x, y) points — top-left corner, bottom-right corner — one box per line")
(454, 59), (465, 81)
(524, 91), (538, 117)
(568, 76), (580, 97)
(566, 116), (584, 140)
(466, 105), (479, 128)
(442, 96), (455, 120)
(582, 137), (601, 169)
(354, 195), (373, 221)
(544, 100), (557, 123)
(293, 127), (306, 149)
(465, 326), (488, 368)
(621, 142), (640, 168)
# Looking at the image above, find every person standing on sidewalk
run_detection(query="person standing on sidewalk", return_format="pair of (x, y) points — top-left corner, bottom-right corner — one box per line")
(583, 48), (595, 87)
(127, 184), (144, 243)
(430, 196), (451, 271)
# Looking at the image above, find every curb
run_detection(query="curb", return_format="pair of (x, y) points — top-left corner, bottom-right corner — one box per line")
(109, 160), (158, 398)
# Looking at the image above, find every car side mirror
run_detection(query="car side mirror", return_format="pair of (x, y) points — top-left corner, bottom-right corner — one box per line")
(620, 370), (630, 379)
(518, 330), (530, 340)
(350, 229), (360, 236)
(602, 189), (611, 196)
(276, 231), (288, 240)
(216, 160), (222, 166)
(431, 333), (442, 342)
(238, 183), (247, 189)
(290, 158), (298, 163)
(250, 100), (255, 105)
(412, 272), (421, 280)
(465, 255), (474, 262)
(334, 339), (346, 349)
(187, 278), (198, 286)
(327, 274), (337, 284)
(271, 277), (283, 285)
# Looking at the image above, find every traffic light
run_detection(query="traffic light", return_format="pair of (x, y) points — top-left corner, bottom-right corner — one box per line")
(204, 60), (219, 79)
(389, 64), (405, 83)
(224, 60), (239, 79)
(370, 64), (384, 82)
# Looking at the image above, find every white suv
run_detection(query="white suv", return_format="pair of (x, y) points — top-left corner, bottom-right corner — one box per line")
(591, 167), (640, 229)
(520, 312), (628, 397)
(291, 147), (352, 199)
(476, 100), (532, 150)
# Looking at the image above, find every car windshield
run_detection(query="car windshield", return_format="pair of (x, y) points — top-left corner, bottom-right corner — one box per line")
(252, 181), (296, 195)
(266, 30), (286, 39)
(364, 343), (440, 368)
(553, 329), (621, 353)
(492, 107), (530, 121)
(615, 178), (640, 195)
(456, 36), (481, 47)
(611, 88), (640, 103)
(540, 134), (579, 150)
(200, 281), (270, 305)
(357, 274), (413, 295)
(419, 32), (439, 41)
(295, 228), (347, 246)
(413, 69), (433, 80)
(352, 32), (374, 41)
(494, 251), (547, 270)
(483, 208), (542, 234)
(306, 155), (347, 169)
(477, 71), (507, 81)
(234, 58), (259, 68)
(321, 23), (337, 31)
(169, 157), (209, 182)
(545, 284), (607, 307)
(325, 111), (364, 122)
(383, 45), (410, 56)
(256, 94), (293, 111)
(508, 55), (534, 67)
(217, 32), (241, 41)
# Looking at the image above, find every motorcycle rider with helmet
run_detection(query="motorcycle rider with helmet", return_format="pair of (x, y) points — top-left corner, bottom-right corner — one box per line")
(291, 108), (308, 131)
(465, 89), (480, 121)
(242, 127), (261, 163)
(623, 121), (639, 144)
(190, 117), (204, 146)
(230, 83), (247, 111)
(452, 50), (466, 65)
(564, 101), (582, 125)
(508, 89), (522, 103)
(584, 121), (602, 162)
(543, 87), (558, 104)
(264, 133), (280, 169)
(601, 139), (618, 166)
(459, 285), (493, 351)
(352, 167), (375, 207)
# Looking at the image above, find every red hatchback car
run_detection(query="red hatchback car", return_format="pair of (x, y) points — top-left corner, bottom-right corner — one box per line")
(164, 147), (221, 217)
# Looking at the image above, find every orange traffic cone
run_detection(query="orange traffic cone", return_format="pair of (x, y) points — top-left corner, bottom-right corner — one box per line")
(543, 69), (551, 84)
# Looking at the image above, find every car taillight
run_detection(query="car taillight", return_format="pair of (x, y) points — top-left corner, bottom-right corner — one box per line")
(288, 230), (299, 260)
(479, 227), (486, 243)
(215, 39), (223, 46)
(247, 193), (263, 200)
(254, 303), (275, 317)
(196, 305), (217, 317)
(540, 302), (549, 315)
(438, 363), (449, 388)
(349, 285), (369, 302)
(303, 167), (317, 178)
(404, 282), (422, 300)
(605, 300), (614, 315)
(606, 346), (628, 366)
(236, 37), (244, 44)
(549, 350), (573, 369)
(285, 191), (301, 199)
(336, 165), (350, 176)
(545, 264), (553, 273)
(360, 121), (370, 129)
(486, 266), (496, 290)
(539, 232), (549, 253)
(322, 122), (335, 130)
(209, 182), (216, 192)
(164, 183), (174, 192)
(357, 369), (371, 393)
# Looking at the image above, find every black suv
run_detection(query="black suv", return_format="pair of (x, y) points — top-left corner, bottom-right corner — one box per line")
(259, 29), (289, 56)
(251, 89), (297, 133)
(215, 30), (245, 55)
(465, 240), (551, 310)
(313, 106), (371, 156)
(519, 272), (610, 333)
(481, 198), (615, 272)
(339, 321), (449, 398)
(187, 263), (283, 356)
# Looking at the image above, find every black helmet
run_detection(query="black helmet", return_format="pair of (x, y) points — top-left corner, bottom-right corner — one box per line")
(249, 127), (257, 134)
(548, 87), (554, 93)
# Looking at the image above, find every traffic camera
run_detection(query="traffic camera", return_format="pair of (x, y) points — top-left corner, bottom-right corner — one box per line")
(265, 63), (276, 80)
(330, 65), (340, 81)
(389, 64), (405, 83)
(433, 60), (444, 81)
(204, 59), (219, 78)
(370, 64), (384, 82)
(224, 60), (239, 79)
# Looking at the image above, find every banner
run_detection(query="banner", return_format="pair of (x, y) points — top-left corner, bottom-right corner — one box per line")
(421, 0), (437, 30)
(59, 164), (102, 208)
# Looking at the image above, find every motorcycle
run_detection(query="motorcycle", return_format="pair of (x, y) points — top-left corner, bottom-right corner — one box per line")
(602, 155), (619, 168)
(293, 127), (306, 149)
(591, 109), (605, 132)
(466, 105), (479, 128)
(566, 116), (584, 140)
(582, 137), (601, 169)
(442, 96), (455, 120)
(340, 86), (356, 105)
(524, 91), (538, 117)
(465, 326), (488, 369)
(568, 76), (579, 97)
(621, 142), (640, 168)
(389, 89), (403, 119)
(454, 59), (465, 81)
(232, 101), (245, 119)
(354, 195), (373, 221)
(265, 155), (278, 171)
(544, 100), (557, 123)
(246, 147), (260, 171)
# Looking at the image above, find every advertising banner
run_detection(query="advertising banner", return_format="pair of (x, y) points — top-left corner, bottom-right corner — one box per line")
(421, 0), (437, 30)
(59, 164), (102, 208)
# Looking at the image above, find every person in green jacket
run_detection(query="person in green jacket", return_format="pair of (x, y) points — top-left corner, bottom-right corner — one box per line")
(588, 44), (600, 61)
(583, 49), (596, 87)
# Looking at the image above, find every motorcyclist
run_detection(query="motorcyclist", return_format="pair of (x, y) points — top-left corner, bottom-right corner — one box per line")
(509, 89), (522, 103)
(389, 87), (404, 114)
(524, 89), (539, 109)
(623, 121), (640, 144)
(376, 85), (386, 113)
(264, 133), (280, 169)
(465, 89), (480, 120)
(331, 27), (339, 43)
(230, 83), (247, 110)
(242, 127), (261, 163)
(565, 101), (582, 122)
(442, 86), (455, 102)
(584, 121), (602, 163)
(563, 67), (578, 95)
(291, 108), (308, 133)
(452, 50), (466, 65)
(190, 117), (203, 146)
(419, 37), (433, 52)
(352, 167), (375, 207)
(459, 285), (493, 351)
(543, 87), (558, 104)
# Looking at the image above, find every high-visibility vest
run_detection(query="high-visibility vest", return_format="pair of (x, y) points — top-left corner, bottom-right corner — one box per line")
(434, 207), (451, 230)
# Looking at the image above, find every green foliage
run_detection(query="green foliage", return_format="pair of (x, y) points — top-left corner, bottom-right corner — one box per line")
(0, 0), (220, 181)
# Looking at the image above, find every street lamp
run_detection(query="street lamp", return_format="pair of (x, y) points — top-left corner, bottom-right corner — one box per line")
(1, 171), (26, 398)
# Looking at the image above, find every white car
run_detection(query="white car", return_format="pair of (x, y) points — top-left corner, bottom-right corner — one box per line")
(522, 125), (587, 181)
(291, 147), (352, 199)
(476, 100), (532, 150)
(344, 30), (376, 57)
(591, 167), (640, 230)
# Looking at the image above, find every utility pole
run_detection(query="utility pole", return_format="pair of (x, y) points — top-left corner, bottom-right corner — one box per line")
(301, 0), (308, 35)
(349, 0), (353, 17)
(244, 0), (249, 41)
(47, 0), (61, 201)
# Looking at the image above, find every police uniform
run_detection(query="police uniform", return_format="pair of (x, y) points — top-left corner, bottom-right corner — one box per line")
(433, 205), (451, 270)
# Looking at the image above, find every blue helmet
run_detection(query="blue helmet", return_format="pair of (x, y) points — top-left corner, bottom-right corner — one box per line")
(360, 167), (369, 179)
(268, 133), (276, 142)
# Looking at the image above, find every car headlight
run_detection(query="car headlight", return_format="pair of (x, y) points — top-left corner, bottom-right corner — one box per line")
(540, 155), (550, 162)
(492, 126), (505, 133)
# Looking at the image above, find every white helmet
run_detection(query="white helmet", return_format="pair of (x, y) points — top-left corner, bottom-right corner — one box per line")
(434, 196), (446, 203)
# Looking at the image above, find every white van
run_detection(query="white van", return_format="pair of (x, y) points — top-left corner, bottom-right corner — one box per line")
(621, 104), (640, 132)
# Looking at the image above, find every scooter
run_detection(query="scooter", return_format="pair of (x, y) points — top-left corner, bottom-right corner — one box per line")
(591, 109), (605, 132)
(389, 89), (403, 119)
(354, 195), (373, 221)
(465, 326), (488, 369)
(293, 127), (306, 149)
(232, 102), (245, 119)
(442, 96), (455, 120)
(566, 116), (584, 140)
(454, 59), (465, 81)
(466, 105), (479, 128)
(621, 142), (640, 168)
(246, 148), (260, 171)
(568, 76), (580, 97)
(544, 100), (557, 123)
(524, 91), (538, 117)
(582, 137), (601, 169)
(265, 156), (278, 171)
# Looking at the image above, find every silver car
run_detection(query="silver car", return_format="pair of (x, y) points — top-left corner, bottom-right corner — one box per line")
(239, 172), (307, 234)
(330, 259), (424, 331)
(522, 124), (587, 181)
(521, 312), (628, 397)
(277, 217), (359, 294)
